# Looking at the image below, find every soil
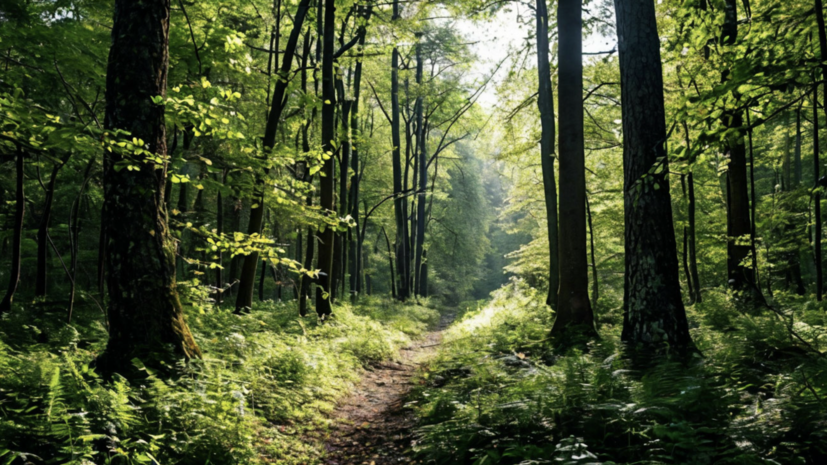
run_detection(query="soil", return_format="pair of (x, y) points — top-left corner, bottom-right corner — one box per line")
(321, 312), (452, 465)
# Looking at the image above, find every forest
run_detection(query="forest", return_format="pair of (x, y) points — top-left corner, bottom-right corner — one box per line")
(1, 0), (827, 463)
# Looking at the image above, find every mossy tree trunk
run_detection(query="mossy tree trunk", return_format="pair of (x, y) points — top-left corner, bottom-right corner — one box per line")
(614, 0), (693, 351)
(98, 0), (200, 370)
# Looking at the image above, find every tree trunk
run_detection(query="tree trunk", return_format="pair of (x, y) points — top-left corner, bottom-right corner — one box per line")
(36, 157), (69, 297)
(721, 0), (761, 299)
(314, 0), (336, 318)
(332, 99), (352, 301)
(814, 86), (823, 300)
(614, 0), (693, 351)
(813, 0), (827, 300)
(98, 0), (201, 370)
(414, 39), (428, 297)
(551, 0), (596, 340)
(535, 0), (559, 309)
(382, 226), (397, 298)
(349, 15), (369, 299)
(682, 122), (703, 303)
(586, 195), (598, 306)
(0, 149), (25, 314)
(69, 157), (97, 321)
(235, 0), (312, 312)
(391, 0), (409, 301)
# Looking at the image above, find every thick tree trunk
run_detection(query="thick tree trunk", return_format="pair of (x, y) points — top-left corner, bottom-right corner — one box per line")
(0, 149), (25, 314)
(551, 0), (596, 340)
(314, 0), (336, 318)
(614, 0), (693, 351)
(535, 0), (559, 309)
(98, 0), (201, 370)
(235, 0), (311, 312)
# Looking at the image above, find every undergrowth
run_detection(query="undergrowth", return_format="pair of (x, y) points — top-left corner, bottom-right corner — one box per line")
(0, 296), (439, 464)
(411, 279), (827, 465)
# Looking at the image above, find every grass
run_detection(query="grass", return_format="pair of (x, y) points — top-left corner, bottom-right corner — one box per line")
(0, 294), (440, 464)
(409, 279), (827, 465)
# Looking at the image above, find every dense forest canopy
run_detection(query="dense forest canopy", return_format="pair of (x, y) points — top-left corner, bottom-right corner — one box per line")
(1, 0), (827, 463)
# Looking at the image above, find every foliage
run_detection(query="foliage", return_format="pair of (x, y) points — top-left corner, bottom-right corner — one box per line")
(0, 299), (439, 464)
(411, 281), (827, 465)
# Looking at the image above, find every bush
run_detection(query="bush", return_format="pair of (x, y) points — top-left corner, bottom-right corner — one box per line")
(410, 281), (827, 465)
(0, 298), (440, 464)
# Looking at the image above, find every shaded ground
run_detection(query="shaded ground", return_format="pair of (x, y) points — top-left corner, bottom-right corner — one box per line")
(322, 312), (453, 465)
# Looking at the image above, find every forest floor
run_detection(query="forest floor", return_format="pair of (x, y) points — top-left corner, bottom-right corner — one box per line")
(320, 310), (454, 465)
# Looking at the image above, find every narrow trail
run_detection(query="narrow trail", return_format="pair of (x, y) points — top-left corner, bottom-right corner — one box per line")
(322, 312), (454, 465)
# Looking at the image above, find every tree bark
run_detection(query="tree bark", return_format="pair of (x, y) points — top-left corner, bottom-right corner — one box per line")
(382, 226), (397, 298)
(551, 0), (596, 340)
(682, 122), (702, 303)
(814, 86), (823, 300)
(586, 195), (598, 306)
(414, 39), (428, 297)
(721, 0), (761, 299)
(535, 0), (559, 309)
(614, 0), (693, 351)
(314, 0), (336, 318)
(98, 0), (201, 370)
(813, 0), (827, 300)
(0, 149), (25, 314)
(332, 99), (352, 301)
(391, 0), (409, 300)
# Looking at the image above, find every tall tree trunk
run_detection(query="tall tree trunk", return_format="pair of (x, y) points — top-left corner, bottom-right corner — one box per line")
(813, 0), (827, 300)
(315, 0), (336, 318)
(332, 99), (352, 301)
(614, 0), (693, 351)
(349, 13), (369, 299)
(536, 0), (559, 309)
(0, 149), (25, 314)
(552, 0), (596, 340)
(36, 157), (69, 297)
(795, 106), (803, 185)
(235, 0), (312, 312)
(98, 0), (201, 370)
(414, 39), (428, 297)
(391, 0), (409, 300)
(814, 86), (823, 300)
(779, 114), (805, 294)
(721, 0), (760, 299)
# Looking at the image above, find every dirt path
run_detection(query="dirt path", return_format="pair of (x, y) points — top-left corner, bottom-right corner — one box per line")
(321, 312), (453, 465)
